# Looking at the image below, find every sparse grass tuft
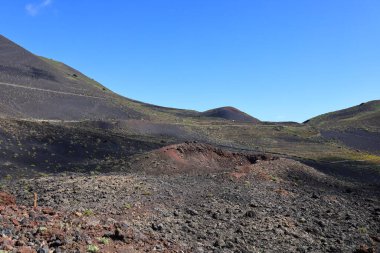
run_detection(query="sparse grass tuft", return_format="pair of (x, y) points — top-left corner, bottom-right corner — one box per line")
(358, 226), (368, 234)
(87, 244), (99, 253)
(83, 209), (94, 216)
(97, 237), (110, 245)
(124, 203), (132, 209)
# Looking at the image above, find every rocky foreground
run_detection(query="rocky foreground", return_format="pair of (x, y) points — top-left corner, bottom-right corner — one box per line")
(1, 155), (379, 253)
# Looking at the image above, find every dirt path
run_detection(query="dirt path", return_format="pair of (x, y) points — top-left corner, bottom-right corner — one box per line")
(0, 81), (105, 100)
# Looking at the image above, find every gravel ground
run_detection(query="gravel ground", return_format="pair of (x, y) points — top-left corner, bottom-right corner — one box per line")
(4, 158), (380, 253)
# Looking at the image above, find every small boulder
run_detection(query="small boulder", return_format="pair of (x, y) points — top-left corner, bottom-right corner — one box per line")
(354, 244), (374, 253)
(17, 246), (37, 253)
(244, 210), (256, 218)
(152, 223), (164, 232)
(185, 208), (199, 216)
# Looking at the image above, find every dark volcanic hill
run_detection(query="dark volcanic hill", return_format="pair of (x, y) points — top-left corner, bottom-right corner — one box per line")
(202, 106), (260, 123)
(0, 35), (140, 120)
(305, 100), (380, 155)
(305, 100), (380, 130)
(0, 35), (202, 121)
(0, 35), (262, 124)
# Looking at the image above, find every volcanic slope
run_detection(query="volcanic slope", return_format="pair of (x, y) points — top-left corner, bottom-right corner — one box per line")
(306, 100), (380, 130)
(306, 100), (380, 155)
(0, 35), (208, 121)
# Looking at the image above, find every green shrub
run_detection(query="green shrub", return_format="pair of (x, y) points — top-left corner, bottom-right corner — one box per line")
(83, 209), (94, 216)
(87, 244), (99, 253)
(97, 237), (110, 245)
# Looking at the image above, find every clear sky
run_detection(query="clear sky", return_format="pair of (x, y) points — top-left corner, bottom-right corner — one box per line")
(1, 0), (379, 122)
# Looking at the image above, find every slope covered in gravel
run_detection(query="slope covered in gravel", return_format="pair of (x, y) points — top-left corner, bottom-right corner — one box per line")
(4, 154), (380, 253)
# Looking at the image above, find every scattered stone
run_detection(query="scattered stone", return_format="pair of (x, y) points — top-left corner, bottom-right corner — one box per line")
(152, 223), (164, 232)
(244, 210), (256, 218)
(186, 208), (199, 216)
(2, 158), (379, 253)
(17, 246), (36, 253)
(36, 246), (49, 253)
(353, 244), (374, 253)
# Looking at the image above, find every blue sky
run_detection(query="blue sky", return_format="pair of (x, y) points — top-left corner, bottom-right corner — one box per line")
(1, 0), (379, 122)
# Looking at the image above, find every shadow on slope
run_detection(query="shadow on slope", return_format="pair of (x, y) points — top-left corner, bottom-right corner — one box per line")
(321, 129), (380, 155)
(0, 119), (169, 179)
(301, 159), (380, 186)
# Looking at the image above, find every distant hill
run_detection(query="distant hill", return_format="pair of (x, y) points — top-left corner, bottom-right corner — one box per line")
(201, 107), (260, 123)
(305, 100), (380, 130)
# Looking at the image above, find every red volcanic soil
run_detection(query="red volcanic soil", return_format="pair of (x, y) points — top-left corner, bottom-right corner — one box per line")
(0, 194), (180, 253)
(201, 106), (260, 123)
(0, 192), (15, 205)
(131, 142), (274, 174)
